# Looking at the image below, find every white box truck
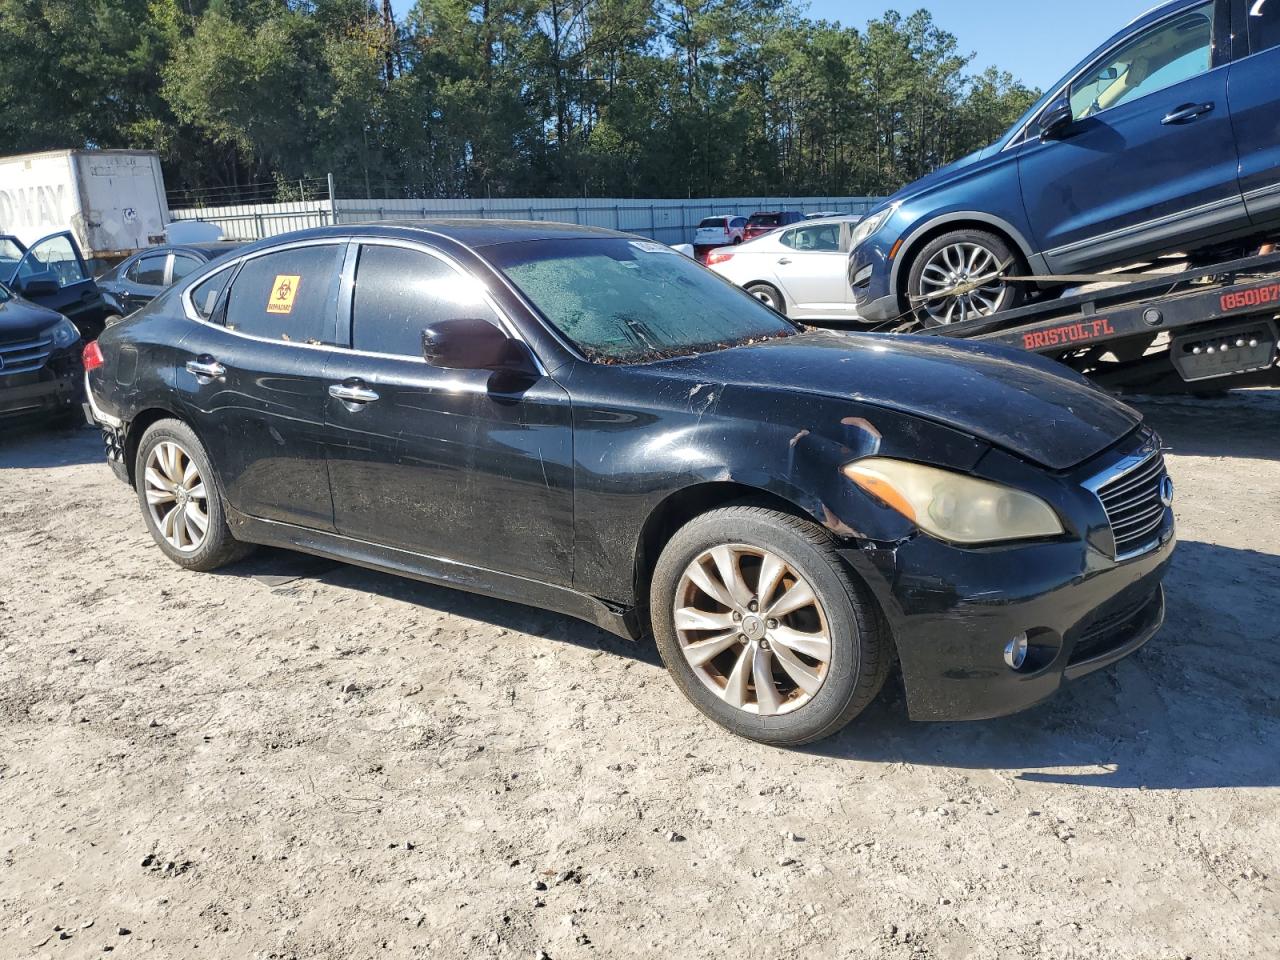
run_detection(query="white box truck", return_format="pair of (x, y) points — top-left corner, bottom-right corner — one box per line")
(0, 149), (170, 262)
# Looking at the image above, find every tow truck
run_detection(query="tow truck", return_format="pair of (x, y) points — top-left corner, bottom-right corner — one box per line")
(903, 248), (1280, 394)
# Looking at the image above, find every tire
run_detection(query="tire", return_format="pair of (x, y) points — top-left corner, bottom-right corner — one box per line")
(746, 282), (786, 316)
(906, 228), (1025, 327)
(649, 504), (891, 746)
(134, 419), (252, 571)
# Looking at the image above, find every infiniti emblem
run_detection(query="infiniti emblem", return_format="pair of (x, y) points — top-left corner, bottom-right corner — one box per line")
(1159, 475), (1175, 508)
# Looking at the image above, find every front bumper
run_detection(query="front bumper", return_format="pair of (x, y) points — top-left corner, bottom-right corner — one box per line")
(0, 365), (82, 424)
(843, 514), (1176, 721)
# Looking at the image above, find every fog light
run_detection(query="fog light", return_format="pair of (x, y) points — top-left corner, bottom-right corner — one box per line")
(1004, 632), (1029, 670)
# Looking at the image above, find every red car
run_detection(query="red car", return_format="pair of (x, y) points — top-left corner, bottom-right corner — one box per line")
(743, 211), (804, 241)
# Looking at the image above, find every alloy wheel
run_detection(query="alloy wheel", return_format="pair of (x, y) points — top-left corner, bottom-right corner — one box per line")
(673, 544), (831, 716)
(748, 285), (782, 312)
(916, 242), (1012, 325)
(143, 440), (209, 553)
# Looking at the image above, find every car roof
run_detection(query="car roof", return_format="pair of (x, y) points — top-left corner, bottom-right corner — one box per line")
(245, 219), (631, 252)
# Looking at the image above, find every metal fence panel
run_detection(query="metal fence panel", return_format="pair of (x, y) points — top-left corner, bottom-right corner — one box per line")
(169, 196), (882, 245)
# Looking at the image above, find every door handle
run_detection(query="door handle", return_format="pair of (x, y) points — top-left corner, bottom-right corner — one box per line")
(185, 358), (226, 382)
(329, 383), (380, 404)
(1162, 102), (1214, 125)
(777, 257), (792, 265)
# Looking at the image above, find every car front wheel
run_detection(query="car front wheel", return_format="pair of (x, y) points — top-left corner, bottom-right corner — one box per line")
(907, 229), (1025, 327)
(650, 504), (890, 746)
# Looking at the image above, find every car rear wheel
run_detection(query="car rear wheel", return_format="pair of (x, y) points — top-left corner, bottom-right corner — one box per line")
(134, 419), (251, 571)
(650, 504), (891, 746)
(907, 229), (1025, 327)
(746, 282), (785, 316)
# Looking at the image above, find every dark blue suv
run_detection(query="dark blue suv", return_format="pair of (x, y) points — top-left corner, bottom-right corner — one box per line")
(850, 0), (1280, 326)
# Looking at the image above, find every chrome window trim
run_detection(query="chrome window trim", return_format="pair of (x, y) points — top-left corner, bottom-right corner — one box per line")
(1003, 1), (1223, 151)
(179, 234), (549, 377)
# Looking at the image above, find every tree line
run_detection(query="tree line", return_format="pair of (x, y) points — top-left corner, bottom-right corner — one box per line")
(0, 0), (1040, 201)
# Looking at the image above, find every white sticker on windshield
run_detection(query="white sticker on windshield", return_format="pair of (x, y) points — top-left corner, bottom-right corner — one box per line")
(629, 240), (680, 255)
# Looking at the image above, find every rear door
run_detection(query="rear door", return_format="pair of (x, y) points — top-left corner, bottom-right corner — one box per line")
(773, 221), (855, 320)
(1229, 0), (1280, 227)
(119, 251), (168, 311)
(9, 232), (104, 334)
(176, 241), (346, 530)
(322, 239), (576, 585)
(1018, 1), (1243, 271)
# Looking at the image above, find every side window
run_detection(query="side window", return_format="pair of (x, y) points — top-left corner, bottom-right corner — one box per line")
(351, 244), (500, 358)
(171, 254), (201, 282)
(1249, 0), (1280, 52)
(224, 244), (342, 343)
(1070, 3), (1215, 120)
(127, 254), (168, 286)
(190, 266), (234, 320)
(18, 234), (86, 286)
(781, 223), (841, 252)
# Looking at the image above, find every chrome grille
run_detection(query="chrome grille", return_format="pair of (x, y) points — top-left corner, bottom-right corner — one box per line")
(1095, 451), (1169, 559)
(0, 334), (54, 375)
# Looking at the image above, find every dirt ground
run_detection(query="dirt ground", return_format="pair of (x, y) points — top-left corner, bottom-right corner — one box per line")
(1, 391), (1277, 960)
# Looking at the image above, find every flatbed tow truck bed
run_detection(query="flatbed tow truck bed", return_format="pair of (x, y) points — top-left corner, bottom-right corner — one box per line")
(915, 250), (1280, 393)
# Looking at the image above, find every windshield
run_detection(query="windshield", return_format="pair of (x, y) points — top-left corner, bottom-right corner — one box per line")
(488, 237), (798, 364)
(698, 218), (727, 228)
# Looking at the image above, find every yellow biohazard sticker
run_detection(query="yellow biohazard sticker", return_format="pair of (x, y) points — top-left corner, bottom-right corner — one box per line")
(267, 275), (301, 314)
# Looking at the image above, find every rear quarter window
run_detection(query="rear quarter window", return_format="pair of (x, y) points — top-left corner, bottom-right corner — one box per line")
(189, 265), (235, 320)
(224, 244), (343, 344)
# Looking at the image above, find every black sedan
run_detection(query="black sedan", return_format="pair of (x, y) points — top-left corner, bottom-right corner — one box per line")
(97, 242), (243, 319)
(83, 221), (1175, 745)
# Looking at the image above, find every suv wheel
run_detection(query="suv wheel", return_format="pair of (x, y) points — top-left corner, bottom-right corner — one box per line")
(650, 504), (890, 746)
(134, 419), (252, 571)
(907, 229), (1025, 326)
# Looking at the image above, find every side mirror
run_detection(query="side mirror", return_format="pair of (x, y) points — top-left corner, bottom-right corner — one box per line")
(421, 317), (537, 374)
(18, 273), (60, 298)
(1039, 98), (1075, 141)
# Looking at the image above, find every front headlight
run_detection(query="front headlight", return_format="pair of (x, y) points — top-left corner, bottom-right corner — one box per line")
(849, 202), (901, 250)
(45, 317), (81, 350)
(843, 457), (1064, 545)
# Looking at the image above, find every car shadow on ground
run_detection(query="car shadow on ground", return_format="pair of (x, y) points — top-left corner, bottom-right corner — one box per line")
(217, 546), (663, 668)
(0, 422), (101, 469)
(1129, 388), (1280, 462)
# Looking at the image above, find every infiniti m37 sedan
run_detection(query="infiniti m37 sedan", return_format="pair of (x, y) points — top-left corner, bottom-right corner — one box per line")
(84, 221), (1175, 745)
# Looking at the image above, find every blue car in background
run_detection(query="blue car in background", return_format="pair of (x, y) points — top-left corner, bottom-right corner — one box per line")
(850, 0), (1280, 326)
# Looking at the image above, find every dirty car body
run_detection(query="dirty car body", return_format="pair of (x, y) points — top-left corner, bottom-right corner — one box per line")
(84, 221), (1175, 735)
(0, 281), (83, 425)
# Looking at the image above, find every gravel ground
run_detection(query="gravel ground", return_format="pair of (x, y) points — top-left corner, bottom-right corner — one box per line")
(1, 391), (1277, 960)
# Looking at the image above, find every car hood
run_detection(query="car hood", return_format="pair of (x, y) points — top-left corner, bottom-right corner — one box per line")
(0, 295), (65, 340)
(646, 331), (1141, 471)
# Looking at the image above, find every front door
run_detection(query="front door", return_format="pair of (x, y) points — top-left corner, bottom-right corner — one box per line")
(8, 232), (105, 336)
(1018, 1), (1244, 272)
(176, 241), (345, 530)
(322, 240), (575, 586)
(1229, 0), (1280, 227)
(773, 221), (854, 320)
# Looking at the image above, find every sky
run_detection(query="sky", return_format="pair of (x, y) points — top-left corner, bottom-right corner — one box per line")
(818, 0), (1163, 91)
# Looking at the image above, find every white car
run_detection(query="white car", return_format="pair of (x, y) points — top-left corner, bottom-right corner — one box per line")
(706, 215), (863, 323)
(693, 215), (748, 249)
